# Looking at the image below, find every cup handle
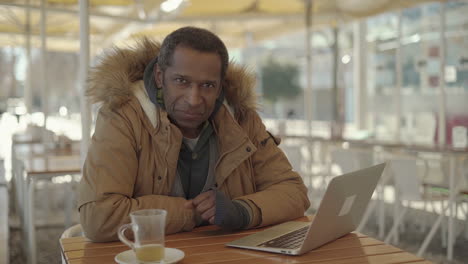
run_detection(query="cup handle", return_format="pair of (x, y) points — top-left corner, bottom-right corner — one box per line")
(118, 223), (135, 250)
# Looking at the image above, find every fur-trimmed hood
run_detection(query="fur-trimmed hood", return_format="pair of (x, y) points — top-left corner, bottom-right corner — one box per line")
(87, 38), (258, 122)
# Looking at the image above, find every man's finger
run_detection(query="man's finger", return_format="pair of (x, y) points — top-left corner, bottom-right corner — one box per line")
(184, 200), (194, 209)
(195, 198), (215, 215)
(209, 216), (215, 225)
(201, 207), (215, 221)
(192, 190), (215, 206)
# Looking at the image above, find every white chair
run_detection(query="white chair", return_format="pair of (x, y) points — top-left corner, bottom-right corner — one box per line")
(313, 147), (352, 197)
(0, 159), (5, 185)
(328, 148), (375, 191)
(61, 223), (83, 238)
(280, 145), (303, 174)
(383, 157), (450, 257)
(413, 150), (467, 261)
(60, 224), (83, 264)
(0, 159), (9, 264)
(330, 148), (358, 175)
(281, 143), (315, 195)
(329, 147), (387, 237)
(330, 148), (375, 175)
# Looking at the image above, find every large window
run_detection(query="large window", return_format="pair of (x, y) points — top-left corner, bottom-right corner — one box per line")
(365, 1), (468, 142)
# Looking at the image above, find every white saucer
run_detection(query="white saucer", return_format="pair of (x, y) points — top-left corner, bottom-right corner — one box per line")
(115, 248), (185, 264)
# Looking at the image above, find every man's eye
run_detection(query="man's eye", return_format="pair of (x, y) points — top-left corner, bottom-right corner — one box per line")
(175, 78), (187, 84)
(202, 83), (215, 88)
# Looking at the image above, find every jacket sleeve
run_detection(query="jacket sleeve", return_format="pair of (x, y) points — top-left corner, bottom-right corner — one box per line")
(236, 111), (311, 228)
(78, 109), (196, 242)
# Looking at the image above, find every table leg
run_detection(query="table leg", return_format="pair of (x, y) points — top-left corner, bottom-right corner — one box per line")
(17, 160), (25, 221)
(447, 156), (456, 261)
(393, 198), (403, 245)
(18, 161), (28, 260)
(11, 142), (21, 217)
(64, 180), (73, 228)
(26, 177), (36, 264)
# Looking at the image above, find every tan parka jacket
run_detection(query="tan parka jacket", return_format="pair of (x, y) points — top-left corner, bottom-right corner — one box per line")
(78, 39), (310, 242)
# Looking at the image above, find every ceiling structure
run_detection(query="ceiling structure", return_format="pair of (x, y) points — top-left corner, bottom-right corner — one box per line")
(0, 0), (443, 53)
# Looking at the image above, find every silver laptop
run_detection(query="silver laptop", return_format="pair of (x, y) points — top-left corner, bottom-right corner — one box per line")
(226, 163), (386, 255)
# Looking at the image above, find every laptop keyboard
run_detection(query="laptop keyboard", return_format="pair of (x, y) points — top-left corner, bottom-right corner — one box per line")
(258, 226), (309, 249)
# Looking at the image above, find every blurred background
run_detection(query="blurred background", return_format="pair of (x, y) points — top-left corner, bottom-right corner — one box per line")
(0, 0), (467, 264)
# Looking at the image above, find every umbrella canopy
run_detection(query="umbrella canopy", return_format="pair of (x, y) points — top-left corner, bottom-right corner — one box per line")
(0, 0), (441, 51)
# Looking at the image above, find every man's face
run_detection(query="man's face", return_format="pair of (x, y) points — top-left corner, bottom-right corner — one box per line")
(155, 45), (222, 138)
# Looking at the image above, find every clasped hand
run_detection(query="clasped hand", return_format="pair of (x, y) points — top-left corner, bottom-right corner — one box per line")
(184, 190), (216, 224)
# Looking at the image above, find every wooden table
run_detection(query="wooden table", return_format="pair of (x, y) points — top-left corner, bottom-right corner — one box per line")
(60, 223), (433, 264)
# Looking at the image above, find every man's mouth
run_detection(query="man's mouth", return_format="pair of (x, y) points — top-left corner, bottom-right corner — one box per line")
(180, 111), (204, 119)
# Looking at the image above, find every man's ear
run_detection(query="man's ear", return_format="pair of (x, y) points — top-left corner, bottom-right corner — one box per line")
(154, 64), (163, 88)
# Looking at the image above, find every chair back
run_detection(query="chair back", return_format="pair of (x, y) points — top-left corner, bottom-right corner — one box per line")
(280, 145), (303, 173)
(0, 168), (8, 264)
(389, 158), (422, 201)
(61, 224), (84, 264)
(0, 159), (5, 184)
(331, 148), (374, 175)
(61, 224), (83, 239)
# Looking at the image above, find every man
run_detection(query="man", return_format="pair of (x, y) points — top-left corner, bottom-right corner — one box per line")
(79, 27), (310, 242)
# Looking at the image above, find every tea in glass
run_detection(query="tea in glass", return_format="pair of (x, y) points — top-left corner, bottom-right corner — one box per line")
(135, 244), (165, 262)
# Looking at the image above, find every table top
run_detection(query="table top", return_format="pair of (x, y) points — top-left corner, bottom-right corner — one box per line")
(14, 140), (80, 156)
(22, 154), (81, 175)
(60, 223), (432, 264)
(13, 138), (81, 175)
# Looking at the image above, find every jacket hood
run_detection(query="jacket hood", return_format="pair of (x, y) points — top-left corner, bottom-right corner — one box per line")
(87, 38), (258, 121)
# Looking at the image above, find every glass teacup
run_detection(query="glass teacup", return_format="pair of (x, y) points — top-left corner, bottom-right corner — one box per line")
(118, 209), (167, 263)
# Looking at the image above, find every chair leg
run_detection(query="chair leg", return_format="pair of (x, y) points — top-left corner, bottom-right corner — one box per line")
(378, 185), (385, 239)
(44, 181), (51, 224)
(400, 201), (409, 233)
(61, 252), (66, 264)
(393, 199), (402, 244)
(464, 204), (468, 240)
(428, 199), (435, 213)
(465, 217), (468, 240)
(357, 198), (376, 232)
(384, 206), (408, 244)
(420, 199), (428, 232)
(418, 203), (450, 257)
(453, 202), (459, 245)
(441, 205), (447, 248)
(64, 181), (73, 228)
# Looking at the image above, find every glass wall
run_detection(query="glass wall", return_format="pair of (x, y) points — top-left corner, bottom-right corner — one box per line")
(365, 1), (468, 143)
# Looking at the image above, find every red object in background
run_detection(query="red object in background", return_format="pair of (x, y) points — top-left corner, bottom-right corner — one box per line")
(429, 76), (439, 87)
(428, 46), (440, 57)
(435, 114), (468, 146)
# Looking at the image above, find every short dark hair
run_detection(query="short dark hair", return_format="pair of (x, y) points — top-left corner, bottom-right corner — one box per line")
(157, 26), (229, 79)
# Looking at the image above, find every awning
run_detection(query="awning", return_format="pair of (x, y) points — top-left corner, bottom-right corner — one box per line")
(0, 0), (442, 52)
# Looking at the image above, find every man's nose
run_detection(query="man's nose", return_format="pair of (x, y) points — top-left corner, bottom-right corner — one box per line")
(186, 84), (202, 106)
